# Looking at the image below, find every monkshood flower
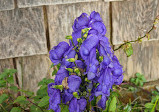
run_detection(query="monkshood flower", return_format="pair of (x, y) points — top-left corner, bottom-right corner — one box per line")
(49, 41), (69, 65)
(69, 97), (87, 112)
(48, 11), (123, 112)
(48, 83), (61, 112)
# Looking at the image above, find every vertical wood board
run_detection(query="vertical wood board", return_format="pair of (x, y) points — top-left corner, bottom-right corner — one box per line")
(0, 59), (14, 73)
(114, 40), (159, 81)
(112, 0), (159, 45)
(15, 55), (53, 93)
(0, 7), (47, 59)
(47, 1), (110, 48)
(17, 0), (98, 8)
(0, 0), (14, 11)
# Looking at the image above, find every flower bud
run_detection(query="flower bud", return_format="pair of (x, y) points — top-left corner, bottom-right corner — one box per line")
(54, 85), (63, 91)
(66, 68), (73, 72)
(77, 38), (82, 43)
(82, 28), (91, 34)
(74, 68), (80, 75)
(99, 56), (103, 62)
(73, 92), (80, 99)
(66, 35), (72, 40)
(66, 58), (75, 62)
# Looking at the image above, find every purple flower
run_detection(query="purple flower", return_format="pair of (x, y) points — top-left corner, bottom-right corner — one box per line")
(48, 83), (61, 112)
(49, 42), (69, 65)
(68, 75), (81, 92)
(89, 21), (106, 36)
(62, 89), (73, 104)
(69, 98), (87, 112)
(55, 67), (69, 85)
(72, 13), (90, 31)
(90, 11), (102, 22)
(80, 34), (99, 60)
(97, 94), (107, 109)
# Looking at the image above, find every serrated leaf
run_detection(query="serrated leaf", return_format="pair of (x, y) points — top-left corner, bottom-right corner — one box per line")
(130, 78), (135, 83)
(30, 105), (43, 112)
(124, 43), (133, 57)
(109, 96), (117, 112)
(145, 103), (154, 109)
(136, 73), (141, 78)
(0, 80), (6, 87)
(10, 107), (21, 112)
(18, 89), (34, 96)
(13, 96), (29, 105)
(10, 86), (18, 92)
(38, 96), (50, 107)
(6, 75), (14, 84)
(0, 94), (9, 104)
(60, 104), (69, 112)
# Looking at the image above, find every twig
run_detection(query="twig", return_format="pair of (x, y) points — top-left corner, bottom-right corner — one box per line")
(26, 97), (44, 112)
(114, 16), (159, 51)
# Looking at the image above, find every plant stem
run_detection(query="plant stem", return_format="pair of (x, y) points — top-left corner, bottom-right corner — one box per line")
(0, 104), (7, 112)
(114, 16), (158, 51)
(151, 97), (159, 112)
(26, 97), (44, 112)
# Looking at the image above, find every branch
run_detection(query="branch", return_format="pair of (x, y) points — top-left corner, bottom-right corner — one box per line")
(114, 16), (159, 51)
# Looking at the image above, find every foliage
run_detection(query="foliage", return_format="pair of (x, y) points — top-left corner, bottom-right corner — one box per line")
(0, 69), (54, 112)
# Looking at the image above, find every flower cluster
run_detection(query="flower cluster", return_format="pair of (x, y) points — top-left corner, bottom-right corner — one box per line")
(48, 11), (123, 112)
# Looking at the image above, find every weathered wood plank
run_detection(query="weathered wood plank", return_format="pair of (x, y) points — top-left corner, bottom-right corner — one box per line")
(112, 0), (159, 45)
(114, 40), (159, 81)
(47, 1), (110, 48)
(0, 59), (14, 73)
(0, 7), (47, 59)
(0, 0), (14, 11)
(17, 0), (98, 8)
(15, 55), (53, 93)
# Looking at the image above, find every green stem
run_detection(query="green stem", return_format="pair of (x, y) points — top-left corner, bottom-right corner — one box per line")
(114, 17), (157, 51)
(0, 104), (7, 112)
(151, 98), (159, 112)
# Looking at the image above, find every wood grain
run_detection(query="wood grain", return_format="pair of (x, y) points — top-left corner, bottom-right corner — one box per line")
(0, 7), (47, 59)
(17, 0), (98, 8)
(112, 0), (159, 45)
(0, 0), (14, 11)
(114, 40), (159, 81)
(15, 55), (53, 93)
(47, 1), (110, 48)
(0, 59), (14, 73)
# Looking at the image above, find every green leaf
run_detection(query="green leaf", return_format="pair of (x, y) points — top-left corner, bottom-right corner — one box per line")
(18, 89), (34, 97)
(109, 96), (117, 112)
(60, 104), (69, 112)
(13, 96), (29, 105)
(6, 75), (14, 84)
(0, 94), (9, 104)
(130, 78), (135, 83)
(0, 72), (8, 79)
(124, 104), (131, 112)
(52, 69), (57, 76)
(136, 73), (141, 78)
(30, 105), (43, 112)
(10, 86), (18, 92)
(10, 107), (21, 112)
(145, 103), (154, 109)
(38, 96), (50, 107)
(124, 43), (133, 57)
(50, 63), (54, 68)
(57, 63), (61, 70)
(0, 80), (6, 87)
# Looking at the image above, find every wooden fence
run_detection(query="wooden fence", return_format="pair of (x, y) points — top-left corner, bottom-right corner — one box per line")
(0, 0), (159, 93)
